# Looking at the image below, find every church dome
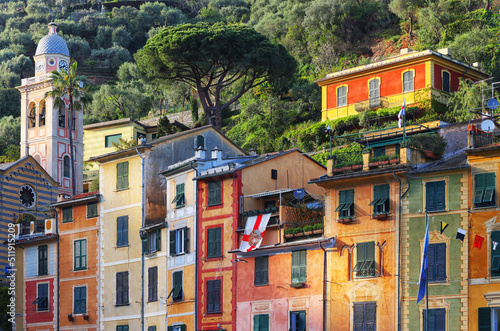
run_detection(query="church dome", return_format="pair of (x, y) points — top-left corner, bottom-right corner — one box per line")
(35, 22), (69, 57)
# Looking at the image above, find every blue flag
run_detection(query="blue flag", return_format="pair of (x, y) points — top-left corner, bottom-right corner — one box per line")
(417, 221), (429, 304)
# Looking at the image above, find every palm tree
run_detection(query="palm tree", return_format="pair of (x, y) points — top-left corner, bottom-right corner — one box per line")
(45, 61), (89, 196)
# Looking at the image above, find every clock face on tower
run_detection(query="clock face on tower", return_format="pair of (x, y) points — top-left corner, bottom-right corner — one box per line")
(19, 185), (36, 208)
(59, 60), (69, 71)
(36, 60), (45, 73)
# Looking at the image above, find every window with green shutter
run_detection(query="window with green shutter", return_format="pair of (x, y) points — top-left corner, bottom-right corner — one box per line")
(116, 271), (129, 306)
(147, 327), (157, 331)
(428, 243), (446, 282)
(116, 216), (128, 247)
(37, 283), (49, 311)
(143, 229), (161, 254)
(73, 286), (86, 314)
(474, 173), (496, 208)
(172, 183), (186, 208)
(208, 180), (221, 206)
(74, 239), (87, 270)
(148, 266), (158, 302)
(87, 202), (98, 218)
(353, 242), (376, 277)
(478, 307), (491, 331)
(291, 250), (307, 283)
(168, 271), (182, 302)
(335, 189), (355, 219)
(290, 310), (306, 331)
(491, 231), (500, 277)
(254, 256), (269, 286)
(116, 326), (129, 331)
(254, 314), (269, 331)
(62, 206), (73, 222)
(207, 227), (221, 258)
(354, 302), (376, 331)
(426, 181), (446, 212)
(170, 227), (189, 256)
(206, 279), (221, 314)
(369, 184), (390, 215)
(116, 161), (129, 191)
(168, 325), (187, 331)
(38, 245), (48, 276)
(423, 308), (446, 331)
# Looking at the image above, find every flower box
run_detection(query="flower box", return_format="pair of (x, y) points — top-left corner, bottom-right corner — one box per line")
(343, 166), (352, 171)
(333, 167), (343, 173)
(338, 217), (354, 223)
(313, 229), (323, 235)
(352, 164), (362, 170)
(379, 160), (388, 165)
(303, 231), (313, 236)
(284, 233), (294, 239)
(290, 282), (305, 288)
(389, 158), (399, 164)
(372, 213), (389, 220)
(294, 232), (304, 237)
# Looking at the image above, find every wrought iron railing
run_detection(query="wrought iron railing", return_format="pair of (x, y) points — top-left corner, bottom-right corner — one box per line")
(470, 130), (500, 148)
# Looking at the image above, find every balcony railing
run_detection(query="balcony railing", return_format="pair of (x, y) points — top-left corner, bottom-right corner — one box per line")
(470, 130), (500, 149)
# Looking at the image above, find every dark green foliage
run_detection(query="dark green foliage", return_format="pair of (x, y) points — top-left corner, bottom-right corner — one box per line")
(0, 88), (20, 116)
(157, 115), (182, 138)
(408, 133), (447, 157)
(0, 285), (12, 331)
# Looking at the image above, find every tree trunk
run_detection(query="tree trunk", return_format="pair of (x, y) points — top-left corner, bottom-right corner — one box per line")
(68, 94), (76, 197)
(408, 15), (413, 42)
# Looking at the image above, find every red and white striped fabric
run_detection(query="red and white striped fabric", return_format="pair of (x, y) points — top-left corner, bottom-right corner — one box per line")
(239, 213), (272, 252)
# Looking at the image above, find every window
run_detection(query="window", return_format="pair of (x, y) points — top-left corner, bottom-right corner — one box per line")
(474, 173), (495, 208)
(353, 242), (375, 277)
(38, 245), (48, 276)
(62, 206), (73, 222)
(491, 231), (500, 277)
(63, 156), (70, 178)
(353, 302), (376, 331)
(170, 227), (188, 256)
(74, 239), (87, 270)
(116, 326), (129, 331)
(169, 270), (182, 302)
(116, 161), (129, 190)
(291, 250), (307, 283)
(148, 327), (157, 331)
(335, 189), (354, 219)
(478, 307), (491, 331)
(143, 229), (161, 254)
(105, 134), (122, 148)
(73, 286), (87, 314)
(71, 112), (76, 131)
(369, 79), (380, 108)
(255, 256), (269, 286)
(36, 283), (49, 311)
(207, 227), (221, 258)
(442, 71), (450, 93)
(172, 183), (186, 208)
(152, 133), (157, 140)
(206, 279), (221, 314)
(39, 101), (45, 126)
(373, 146), (385, 158)
(423, 308), (446, 331)
(116, 271), (129, 306)
(428, 243), (446, 282)
(116, 216), (128, 247)
(87, 201), (98, 218)
(370, 184), (390, 215)
(290, 310), (306, 331)
(148, 266), (158, 302)
(28, 104), (36, 128)
(168, 325), (186, 331)
(208, 180), (221, 206)
(254, 314), (269, 331)
(337, 86), (347, 107)
(403, 71), (414, 92)
(196, 135), (205, 149)
(58, 106), (65, 128)
(426, 181), (446, 212)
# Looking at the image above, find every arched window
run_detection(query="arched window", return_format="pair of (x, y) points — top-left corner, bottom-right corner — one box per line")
(39, 100), (46, 126)
(63, 155), (70, 178)
(58, 105), (65, 128)
(196, 135), (205, 149)
(28, 102), (36, 128)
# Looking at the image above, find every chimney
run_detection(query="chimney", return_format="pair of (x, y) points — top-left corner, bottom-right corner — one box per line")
(195, 146), (206, 159)
(400, 48), (413, 55)
(211, 146), (222, 160)
(437, 48), (452, 57)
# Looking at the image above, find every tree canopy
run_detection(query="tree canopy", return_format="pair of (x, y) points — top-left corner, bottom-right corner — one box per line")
(135, 22), (297, 129)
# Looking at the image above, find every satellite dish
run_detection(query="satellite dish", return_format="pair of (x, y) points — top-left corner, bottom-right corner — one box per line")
(487, 98), (499, 110)
(293, 189), (305, 200)
(481, 119), (495, 132)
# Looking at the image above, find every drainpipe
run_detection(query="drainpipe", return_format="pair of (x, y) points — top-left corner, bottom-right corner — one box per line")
(393, 172), (410, 331)
(54, 206), (59, 331)
(190, 162), (199, 330)
(136, 148), (145, 331)
(319, 241), (327, 331)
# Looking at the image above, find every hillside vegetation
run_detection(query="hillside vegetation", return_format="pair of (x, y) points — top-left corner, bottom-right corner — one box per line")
(0, 0), (499, 163)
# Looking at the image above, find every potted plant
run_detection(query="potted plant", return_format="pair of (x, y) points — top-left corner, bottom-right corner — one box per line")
(312, 223), (323, 234)
(293, 227), (304, 237)
(303, 225), (313, 236)
(389, 154), (400, 164)
(379, 155), (389, 165)
(284, 228), (294, 239)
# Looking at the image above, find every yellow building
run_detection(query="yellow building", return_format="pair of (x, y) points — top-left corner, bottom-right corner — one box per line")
(90, 126), (245, 330)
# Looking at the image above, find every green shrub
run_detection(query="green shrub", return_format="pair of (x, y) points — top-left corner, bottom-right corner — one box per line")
(292, 227), (303, 234)
(313, 223), (323, 230)
(303, 225), (313, 232)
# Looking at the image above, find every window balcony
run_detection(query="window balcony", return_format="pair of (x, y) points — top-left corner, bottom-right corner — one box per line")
(469, 127), (500, 149)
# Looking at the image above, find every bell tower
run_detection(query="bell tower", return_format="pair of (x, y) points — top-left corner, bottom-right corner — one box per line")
(16, 22), (83, 196)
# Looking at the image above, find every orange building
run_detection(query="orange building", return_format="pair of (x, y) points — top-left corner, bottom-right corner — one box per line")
(52, 192), (100, 330)
(315, 48), (488, 122)
(195, 149), (326, 330)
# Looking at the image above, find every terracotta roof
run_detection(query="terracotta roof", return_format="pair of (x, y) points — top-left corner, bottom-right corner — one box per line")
(73, 191), (99, 199)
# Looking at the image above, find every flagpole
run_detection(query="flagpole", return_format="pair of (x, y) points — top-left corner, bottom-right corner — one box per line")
(425, 210), (429, 331)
